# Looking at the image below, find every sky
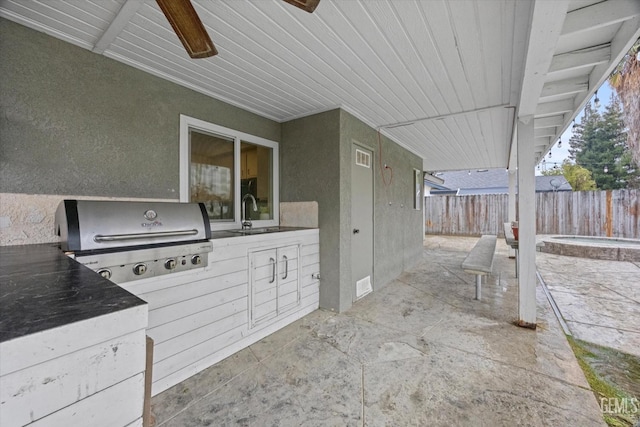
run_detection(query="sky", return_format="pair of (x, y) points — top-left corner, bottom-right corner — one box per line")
(536, 81), (614, 175)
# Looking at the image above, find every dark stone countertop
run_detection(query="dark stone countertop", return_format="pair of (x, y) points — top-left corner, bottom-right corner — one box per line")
(0, 243), (146, 343)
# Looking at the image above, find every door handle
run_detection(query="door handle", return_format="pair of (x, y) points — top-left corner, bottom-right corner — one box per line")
(269, 257), (276, 283)
(353, 229), (360, 234)
(282, 255), (288, 280)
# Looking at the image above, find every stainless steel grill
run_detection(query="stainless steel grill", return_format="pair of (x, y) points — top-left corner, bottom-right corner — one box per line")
(55, 200), (213, 283)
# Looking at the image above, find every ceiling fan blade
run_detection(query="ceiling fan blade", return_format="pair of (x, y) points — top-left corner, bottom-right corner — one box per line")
(156, 0), (217, 58)
(282, 0), (321, 13)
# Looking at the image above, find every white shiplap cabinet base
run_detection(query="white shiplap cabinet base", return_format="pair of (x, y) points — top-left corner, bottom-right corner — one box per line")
(120, 229), (320, 396)
(0, 305), (148, 427)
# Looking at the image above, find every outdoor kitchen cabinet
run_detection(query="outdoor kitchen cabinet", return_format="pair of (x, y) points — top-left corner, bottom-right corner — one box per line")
(241, 148), (258, 179)
(249, 244), (300, 327)
(0, 244), (148, 427)
(120, 228), (320, 396)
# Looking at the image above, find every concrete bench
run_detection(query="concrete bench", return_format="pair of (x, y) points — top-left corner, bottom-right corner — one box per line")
(462, 235), (497, 300)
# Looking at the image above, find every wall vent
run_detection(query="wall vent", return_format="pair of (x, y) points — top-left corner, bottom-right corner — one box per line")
(356, 275), (372, 299)
(355, 149), (371, 168)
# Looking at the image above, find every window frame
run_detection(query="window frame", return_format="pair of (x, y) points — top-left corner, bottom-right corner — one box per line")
(414, 169), (422, 210)
(180, 114), (279, 231)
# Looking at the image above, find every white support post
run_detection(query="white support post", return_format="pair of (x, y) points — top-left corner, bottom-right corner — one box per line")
(508, 169), (517, 258)
(517, 116), (537, 328)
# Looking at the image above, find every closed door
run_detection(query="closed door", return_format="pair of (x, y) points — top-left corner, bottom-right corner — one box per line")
(351, 144), (374, 301)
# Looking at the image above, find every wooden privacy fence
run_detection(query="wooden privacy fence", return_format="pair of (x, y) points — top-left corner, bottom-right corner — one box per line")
(424, 189), (639, 239)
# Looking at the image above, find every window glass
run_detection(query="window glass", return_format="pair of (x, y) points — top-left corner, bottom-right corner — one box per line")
(240, 142), (273, 221)
(414, 169), (422, 210)
(190, 130), (235, 220)
(180, 115), (279, 230)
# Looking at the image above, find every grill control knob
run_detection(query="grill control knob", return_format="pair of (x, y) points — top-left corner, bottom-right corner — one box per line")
(133, 263), (147, 275)
(191, 255), (202, 265)
(97, 269), (112, 280)
(164, 258), (177, 270)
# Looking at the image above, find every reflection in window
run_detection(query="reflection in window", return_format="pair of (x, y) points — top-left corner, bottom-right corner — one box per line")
(190, 131), (234, 220)
(180, 114), (279, 230)
(240, 142), (273, 221)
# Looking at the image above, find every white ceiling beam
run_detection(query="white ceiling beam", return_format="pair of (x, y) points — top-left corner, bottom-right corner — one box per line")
(588, 17), (640, 98)
(93, 0), (144, 54)
(509, 0), (569, 169)
(538, 17), (640, 161)
(535, 99), (574, 117)
(535, 116), (564, 128)
(548, 44), (610, 74)
(561, 0), (640, 36)
(544, 17), (640, 151)
(540, 77), (589, 99)
(517, 0), (570, 117)
(535, 128), (557, 138)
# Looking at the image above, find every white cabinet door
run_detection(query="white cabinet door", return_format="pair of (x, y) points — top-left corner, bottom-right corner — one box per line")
(250, 248), (278, 326)
(249, 245), (300, 328)
(277, 245), (300, 313)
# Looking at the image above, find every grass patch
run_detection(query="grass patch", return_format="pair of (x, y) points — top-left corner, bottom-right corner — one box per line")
(567, 336), (639, 427)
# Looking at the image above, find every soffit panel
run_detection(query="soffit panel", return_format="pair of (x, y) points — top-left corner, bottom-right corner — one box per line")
(12, 0), (629, 173)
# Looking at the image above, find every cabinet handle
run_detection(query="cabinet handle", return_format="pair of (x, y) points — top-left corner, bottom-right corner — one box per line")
(269, 257), (276, 283)
(282, 255), (288, 280)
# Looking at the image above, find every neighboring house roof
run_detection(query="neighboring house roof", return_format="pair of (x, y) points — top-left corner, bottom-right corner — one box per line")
(535, 175), (573, 192)
(429, 169), (572, 195)
(425, 182), (451, 192)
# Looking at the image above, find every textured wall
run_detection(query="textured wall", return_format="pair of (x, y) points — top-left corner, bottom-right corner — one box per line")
(281, 109), (423, 312)
(339, 110), (424, 290)
(0, 19), (280, 199)
(281, 110), (343, 311)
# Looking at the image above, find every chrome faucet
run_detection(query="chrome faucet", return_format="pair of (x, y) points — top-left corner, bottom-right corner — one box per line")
(241, 193), (258, 229)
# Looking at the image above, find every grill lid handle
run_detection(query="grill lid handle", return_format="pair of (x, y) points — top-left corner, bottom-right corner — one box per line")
(94, 229), (199, 243)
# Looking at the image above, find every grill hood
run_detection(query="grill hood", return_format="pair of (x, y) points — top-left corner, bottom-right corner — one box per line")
(55, 200), (212, 252)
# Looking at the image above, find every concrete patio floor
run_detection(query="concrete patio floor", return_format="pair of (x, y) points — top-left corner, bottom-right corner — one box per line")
(150, 235), (605, 426)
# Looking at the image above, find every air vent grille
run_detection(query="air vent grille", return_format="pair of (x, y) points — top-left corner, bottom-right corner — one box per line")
(355, 149), (371, 168)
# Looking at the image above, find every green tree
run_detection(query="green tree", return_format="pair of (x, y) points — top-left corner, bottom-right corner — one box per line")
(562, 163), (597, 191)
(542, 160), (597, 191)
(540, 167), (563, 176)
(570, 95), (639, 189)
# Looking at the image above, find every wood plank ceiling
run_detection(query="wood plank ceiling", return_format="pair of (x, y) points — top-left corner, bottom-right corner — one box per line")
(1, 0), (638, 172)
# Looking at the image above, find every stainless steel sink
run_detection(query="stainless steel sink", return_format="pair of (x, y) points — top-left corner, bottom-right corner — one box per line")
(227, 227), (283, 235)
